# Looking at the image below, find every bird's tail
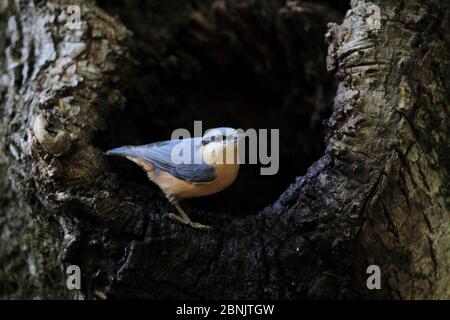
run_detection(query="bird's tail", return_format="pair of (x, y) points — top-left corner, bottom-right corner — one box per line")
(104, 146), (136, 158)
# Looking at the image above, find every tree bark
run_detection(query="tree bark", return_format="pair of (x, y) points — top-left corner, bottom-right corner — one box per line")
(0, 0), (449, 299)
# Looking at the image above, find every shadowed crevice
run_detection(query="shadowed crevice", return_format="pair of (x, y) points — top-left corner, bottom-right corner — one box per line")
(96, 0), (342, 216)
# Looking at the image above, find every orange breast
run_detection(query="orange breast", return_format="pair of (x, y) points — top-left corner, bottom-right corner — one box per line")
(127, 156), (240, 202)
(151, 162), (239, 202)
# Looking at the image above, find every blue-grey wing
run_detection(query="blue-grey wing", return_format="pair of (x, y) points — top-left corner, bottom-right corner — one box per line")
(108, 138), (216, 183)
(138, 140), (186, 173)
(171, 163), (216, 183)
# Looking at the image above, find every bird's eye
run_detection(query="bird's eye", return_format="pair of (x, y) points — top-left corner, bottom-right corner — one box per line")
(222, 135), (227, 141)
(210, 136), (216, 142)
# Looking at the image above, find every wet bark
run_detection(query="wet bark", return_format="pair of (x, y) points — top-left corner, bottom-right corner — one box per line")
(0, 0), (449, 299)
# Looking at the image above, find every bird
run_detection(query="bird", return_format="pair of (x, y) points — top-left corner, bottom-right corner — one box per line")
(105, 128), (242, 230)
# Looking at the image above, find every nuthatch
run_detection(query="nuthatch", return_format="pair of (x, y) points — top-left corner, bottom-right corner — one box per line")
(105, 128), (241, 230)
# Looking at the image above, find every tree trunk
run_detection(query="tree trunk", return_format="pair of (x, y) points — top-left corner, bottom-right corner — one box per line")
(0, 0), (449, 299)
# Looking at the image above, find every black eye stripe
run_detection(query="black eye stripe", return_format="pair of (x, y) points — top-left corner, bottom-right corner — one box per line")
(202, 133), (230, 144)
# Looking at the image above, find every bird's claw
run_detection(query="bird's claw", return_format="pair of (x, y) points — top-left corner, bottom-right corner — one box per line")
(164, 213), (213, 231)
(164, 212), (184, 223)
(189, 222), (213, 231)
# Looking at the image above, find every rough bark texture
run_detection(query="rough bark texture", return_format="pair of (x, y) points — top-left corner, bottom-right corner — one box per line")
(0, 0), (449, 299)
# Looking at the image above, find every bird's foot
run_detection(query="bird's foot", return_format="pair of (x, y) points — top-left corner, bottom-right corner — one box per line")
(189, 221), (213, 231)
(164, 213), (213, 231)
